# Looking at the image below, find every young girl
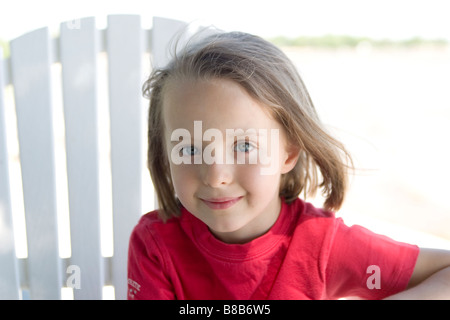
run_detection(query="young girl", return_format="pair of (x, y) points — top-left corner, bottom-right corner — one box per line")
(127, 30), (450, 300)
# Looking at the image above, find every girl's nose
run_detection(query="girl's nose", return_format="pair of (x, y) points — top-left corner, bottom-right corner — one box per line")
(202, 163), (233, 188)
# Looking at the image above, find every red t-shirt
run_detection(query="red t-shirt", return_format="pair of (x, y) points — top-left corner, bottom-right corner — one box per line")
(127, 198), (419, 299)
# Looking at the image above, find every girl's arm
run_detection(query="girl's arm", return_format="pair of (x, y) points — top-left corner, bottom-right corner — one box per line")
(385, 248), (450, 299)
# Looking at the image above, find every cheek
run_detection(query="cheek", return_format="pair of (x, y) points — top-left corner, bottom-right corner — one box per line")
(169, 164), (197, 199)
(237, 165), (281, 197)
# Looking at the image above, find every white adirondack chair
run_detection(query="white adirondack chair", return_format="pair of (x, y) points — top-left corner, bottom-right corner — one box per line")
(0, 15), (189, 300)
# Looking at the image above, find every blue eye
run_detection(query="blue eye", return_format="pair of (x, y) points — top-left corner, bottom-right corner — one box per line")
(234, 142), (254, 153)
(181, 146), (199, 156)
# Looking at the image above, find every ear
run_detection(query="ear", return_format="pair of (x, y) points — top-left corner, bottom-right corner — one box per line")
(280, 145), (300, 174)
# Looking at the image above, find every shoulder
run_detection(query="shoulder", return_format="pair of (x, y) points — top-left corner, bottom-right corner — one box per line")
(287, 198), (338, 232)
(129, 210), (185, 252)
(285, 198), (341, 255)
(131, 211), (164, 240)
(133, 210), (168, 231)
(286, 197), (335, 218)
(302, 201), (335, 219)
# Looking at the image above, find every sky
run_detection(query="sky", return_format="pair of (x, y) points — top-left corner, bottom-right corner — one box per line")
(1, 0), (450, 42)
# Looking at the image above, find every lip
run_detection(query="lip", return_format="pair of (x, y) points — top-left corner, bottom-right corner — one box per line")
(200, 196), (243, 210)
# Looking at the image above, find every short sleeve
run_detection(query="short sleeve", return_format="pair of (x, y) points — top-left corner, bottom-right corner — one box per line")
(127, 216), (176, 300)
(325, 219), (419, 300)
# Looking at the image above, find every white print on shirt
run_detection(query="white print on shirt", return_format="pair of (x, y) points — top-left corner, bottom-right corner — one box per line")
(128, 278), (141, 298)
(366, 265), (381, 289)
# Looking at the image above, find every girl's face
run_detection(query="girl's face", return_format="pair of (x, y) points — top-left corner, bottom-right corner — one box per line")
(162, 78), (299, 244)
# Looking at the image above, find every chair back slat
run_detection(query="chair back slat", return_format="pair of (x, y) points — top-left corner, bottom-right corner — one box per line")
(106, 14), (145, 300)
(0, 48), (21, 300)
(3, 15), (190, 299)
(10, 27), (62, 299)
(60, 17), (104, 299)
(152, 17), (189, 69)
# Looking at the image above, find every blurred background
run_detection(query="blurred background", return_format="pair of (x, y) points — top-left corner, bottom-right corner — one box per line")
(1, 0), (450, 271)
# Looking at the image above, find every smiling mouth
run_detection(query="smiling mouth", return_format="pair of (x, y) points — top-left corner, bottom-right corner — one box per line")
(200, 196), (243, 210)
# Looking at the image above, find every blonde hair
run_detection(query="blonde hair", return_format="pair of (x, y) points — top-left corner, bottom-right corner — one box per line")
(143, 30), (353, 220)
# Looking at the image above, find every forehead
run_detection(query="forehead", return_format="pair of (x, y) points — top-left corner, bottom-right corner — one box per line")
(161, 78), (279, 133)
